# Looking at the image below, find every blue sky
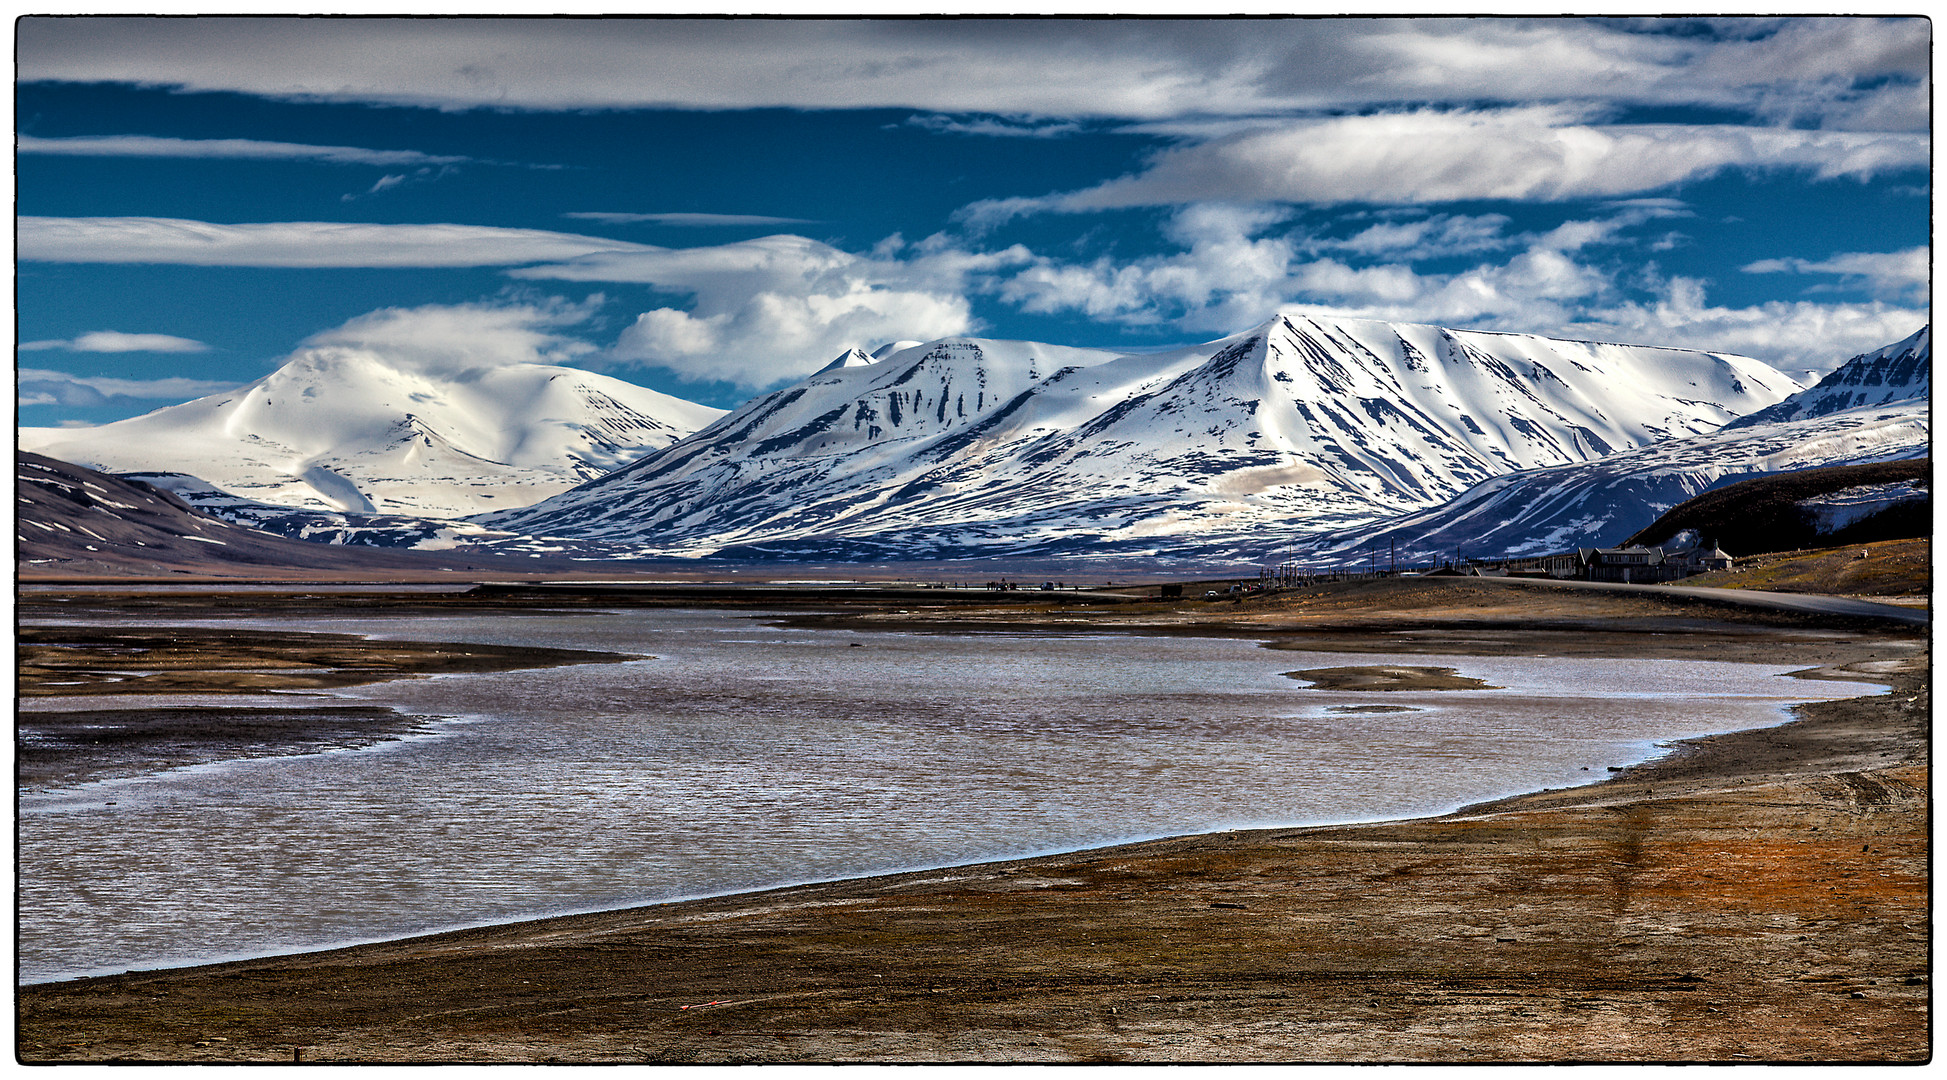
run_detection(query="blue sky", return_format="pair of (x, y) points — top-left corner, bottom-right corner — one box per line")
(17, 16), (1931, 426)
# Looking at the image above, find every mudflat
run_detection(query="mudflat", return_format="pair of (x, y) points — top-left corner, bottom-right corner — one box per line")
(1283, 665), (1501, 691)
(17, 626), (642, 787)
(14, 579), (1930, 1062)
(17, 624), (639, 696)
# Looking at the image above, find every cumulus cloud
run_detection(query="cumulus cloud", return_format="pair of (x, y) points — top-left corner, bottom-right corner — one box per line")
(989, 202), (1650, 335)
(970, 108), (1929, 217)
(1742, 245), (1928, 302)
(16, 17), (1926, 130)
(12, 217), (990, 390)
(17, 133), (469, 166)
(297, 299), (602, 378)
(1572, 275), (1928, 372)
(18, 216), (653, 267)
(954, 202), (1925, 372)
(17, 368), (239, 408)
(509, 234), (994, 388)
(998, 204), (1303, 332)
(18, 330), (211, 353)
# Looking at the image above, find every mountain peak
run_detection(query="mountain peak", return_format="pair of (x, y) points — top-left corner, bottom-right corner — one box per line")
(817, 347), (879, 373)
(20, 349), (726, 518)
(1722, 324), (1929, 430)
(485, 313), (1804, 561)
(871, 340), (925, 360)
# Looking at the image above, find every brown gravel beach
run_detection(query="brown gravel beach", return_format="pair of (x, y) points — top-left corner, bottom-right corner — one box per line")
(14, 577), (1930, 1062)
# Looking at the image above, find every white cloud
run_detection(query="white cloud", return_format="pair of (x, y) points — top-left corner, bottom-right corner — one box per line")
(981, 108), (1928, 214)
(16, 133), (468, 166)
(19, 330), (210, 353)
(340, 165), (460, 202)
(612, 288), (972, 388)
(18, 216), (653, 267)
(954, 203), (1925, 372)
(17, 368), (239, 408)
(905, 114), (1086, 138)
(298, 299), (602, 378)
(1302, 213), (1515, 258)
(990, 202), (1648, 334)
(509, 234), (989, 388)
(18, 17), (1925, 130)
(997, 205), (1303, 332)
(1572, 275), (1928, 371)
(563, 211), (819, 227)
(1742, 246), (1928, 302)
(12, 217), (990, 390)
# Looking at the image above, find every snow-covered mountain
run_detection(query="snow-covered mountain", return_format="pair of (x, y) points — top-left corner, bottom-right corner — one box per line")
(114, 469), (538, 552)
(1281, 329), (1931, 566)
(20, 349), (725, 517)
(486, 313), (1801, 560)
(1723, 325), (1929, 429)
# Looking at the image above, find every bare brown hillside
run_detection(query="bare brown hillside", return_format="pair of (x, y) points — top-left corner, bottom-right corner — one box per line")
(1683, 538), (1929, 599)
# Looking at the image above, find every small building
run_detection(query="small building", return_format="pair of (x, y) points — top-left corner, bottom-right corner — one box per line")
(1667, 544), (1734, 575)
(1575, 543), (1733, 583)
(1578, 546), (1672, 584)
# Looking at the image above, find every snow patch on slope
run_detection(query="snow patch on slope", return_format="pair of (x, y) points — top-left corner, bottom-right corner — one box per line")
(1282, 397), (1929, 567)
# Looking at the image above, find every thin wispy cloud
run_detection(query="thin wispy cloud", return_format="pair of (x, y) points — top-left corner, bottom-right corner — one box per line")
(17, 17), (1926, 129)
(905, 114), (1086, 139)
(18, 217), (655, 267)
(17, 133), (468, 167)
(19, 330), (211, 353)
(1742, 246), (1929, 302)
(17, 368), (238, 409)
(563, 212), (820, 227)
(340, 165), (461, 202)
(959, 109), (1931, 225)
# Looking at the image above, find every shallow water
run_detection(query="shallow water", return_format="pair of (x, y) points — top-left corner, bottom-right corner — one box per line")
(17, 608), (1871, 984)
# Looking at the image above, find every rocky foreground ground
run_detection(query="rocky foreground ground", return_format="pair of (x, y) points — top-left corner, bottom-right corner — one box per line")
(15, 579), (1930, 1062)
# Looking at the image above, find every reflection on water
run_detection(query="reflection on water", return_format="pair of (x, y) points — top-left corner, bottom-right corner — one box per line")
(17, 609), (1869, 983)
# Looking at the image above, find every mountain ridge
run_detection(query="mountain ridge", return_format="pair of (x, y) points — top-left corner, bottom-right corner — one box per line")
(19, 348), (725, 518)
(1282, 327), (1930, 567)
(486, 311), (1802, 560)
(1723, 325), (1929, 430)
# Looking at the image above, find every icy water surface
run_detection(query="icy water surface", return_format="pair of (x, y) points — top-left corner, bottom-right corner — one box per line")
(18, 608), (1872, 983)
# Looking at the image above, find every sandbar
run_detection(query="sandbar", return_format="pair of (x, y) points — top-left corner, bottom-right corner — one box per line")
(1283, 664), (1501, 691)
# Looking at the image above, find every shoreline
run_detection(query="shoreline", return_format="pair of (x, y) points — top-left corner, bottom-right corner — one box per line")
(15, 583), (1930, 1061)
(16, 651), (1861, 988)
